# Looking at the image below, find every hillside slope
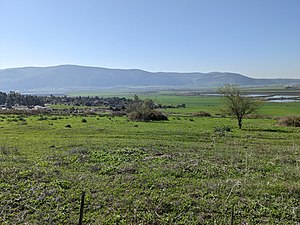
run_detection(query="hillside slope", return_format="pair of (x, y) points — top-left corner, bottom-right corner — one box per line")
(0, 65), (299, 91)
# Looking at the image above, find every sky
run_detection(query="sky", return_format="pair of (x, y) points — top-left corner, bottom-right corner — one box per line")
(0, 0), (299, 79)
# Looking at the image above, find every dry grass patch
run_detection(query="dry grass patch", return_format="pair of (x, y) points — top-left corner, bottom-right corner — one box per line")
(277, 116), (300, 127)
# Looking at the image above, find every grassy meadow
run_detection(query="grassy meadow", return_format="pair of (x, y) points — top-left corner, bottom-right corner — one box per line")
(68, 89), (300, 115)
(1, 94), (300, 224)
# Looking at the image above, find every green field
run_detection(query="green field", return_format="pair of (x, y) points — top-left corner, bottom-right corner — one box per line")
(1, 95), (300, 224)
(67, 89), (300, 116)
(151, 95), (300, 116)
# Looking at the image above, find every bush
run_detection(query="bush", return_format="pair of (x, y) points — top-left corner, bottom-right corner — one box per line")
(277, 116), (300, 127)
(82, 118), (87, 123)
(126, 95), (168, 122)
(191, 111), (211, 117)
(18, 116), (26, 121)
(128, 110), (168, 122)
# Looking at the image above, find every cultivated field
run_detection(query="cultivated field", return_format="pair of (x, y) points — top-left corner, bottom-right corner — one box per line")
(1, 94), (300, 224)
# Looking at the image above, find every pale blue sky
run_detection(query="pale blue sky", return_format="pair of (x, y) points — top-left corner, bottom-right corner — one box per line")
(0, 0), (299, 78)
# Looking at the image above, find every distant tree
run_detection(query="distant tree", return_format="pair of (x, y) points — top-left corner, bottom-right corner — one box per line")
(126, 95), (168, 122)
(0, 92), (7, 104)
(219, 84), (260, 129)
(126, 95), (143, 113)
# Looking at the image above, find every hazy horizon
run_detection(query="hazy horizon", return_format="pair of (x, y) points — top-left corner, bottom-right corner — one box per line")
(1, 0), (299, 79)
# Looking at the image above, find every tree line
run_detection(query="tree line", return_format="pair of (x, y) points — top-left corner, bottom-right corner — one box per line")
(0, 91), (133, 109)
(0, 91), (179, 111)
(0, 91), (44, 107)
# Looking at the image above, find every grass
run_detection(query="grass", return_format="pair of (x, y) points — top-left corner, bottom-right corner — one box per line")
(67, 89), (300, 116)
(0, 109), (300, 224)
(257, 102), (300, 116)
(1, 88), (300, 224)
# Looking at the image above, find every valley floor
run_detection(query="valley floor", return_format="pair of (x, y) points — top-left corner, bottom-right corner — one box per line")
(0, 111), (299, 224)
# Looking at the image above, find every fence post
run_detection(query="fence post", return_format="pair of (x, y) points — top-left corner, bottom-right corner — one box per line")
(79, 191), (86, 225)
(230, 204), (234, 225)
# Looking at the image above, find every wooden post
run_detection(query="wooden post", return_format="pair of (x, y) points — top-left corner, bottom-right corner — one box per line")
(230, 204), (234, 225)
(79, 191), (85, 225)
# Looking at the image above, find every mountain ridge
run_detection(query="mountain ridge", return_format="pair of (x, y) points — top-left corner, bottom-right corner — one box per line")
(0, 65), (299, 92)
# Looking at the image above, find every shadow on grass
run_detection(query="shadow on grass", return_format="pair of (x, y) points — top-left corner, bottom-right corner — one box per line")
(247, 128), (292, 133)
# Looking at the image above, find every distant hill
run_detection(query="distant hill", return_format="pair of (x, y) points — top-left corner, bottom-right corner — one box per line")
(0, 65), (299, 92)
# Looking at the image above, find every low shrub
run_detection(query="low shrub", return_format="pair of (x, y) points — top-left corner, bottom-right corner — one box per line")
(19, 121), (28, 126)
(191, 111), (211, 117)
(37, 116), (48, 121)
(7, 118), (18, 122)
(214, 126), (231, 133)
(126, 95), (168, 122)
(17, 116), (26, 121)
(128, 110), (168, 122)
(277, 116), (300, 127)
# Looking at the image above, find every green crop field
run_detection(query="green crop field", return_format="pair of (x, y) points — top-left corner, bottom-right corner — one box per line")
(1, 95), (300, 224)
(67, 89), (300, 116)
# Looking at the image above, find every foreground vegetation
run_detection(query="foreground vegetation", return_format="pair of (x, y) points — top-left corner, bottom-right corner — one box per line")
(0, 109), (299, 224)
(1, 88), (300, 224)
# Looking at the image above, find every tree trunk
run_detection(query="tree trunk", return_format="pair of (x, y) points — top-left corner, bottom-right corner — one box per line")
(238, 118), (242, 129)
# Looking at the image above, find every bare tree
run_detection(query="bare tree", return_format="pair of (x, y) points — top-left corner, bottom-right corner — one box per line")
(219, 84), (260, 129)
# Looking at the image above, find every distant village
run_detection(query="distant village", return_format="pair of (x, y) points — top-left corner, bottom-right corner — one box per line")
(1, 104), (52, 112)
(0, 91), (130, 115)
(0, 91), (185, 115)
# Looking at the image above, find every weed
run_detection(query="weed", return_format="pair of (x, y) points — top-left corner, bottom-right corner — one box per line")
(37, 116), (48, 121)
